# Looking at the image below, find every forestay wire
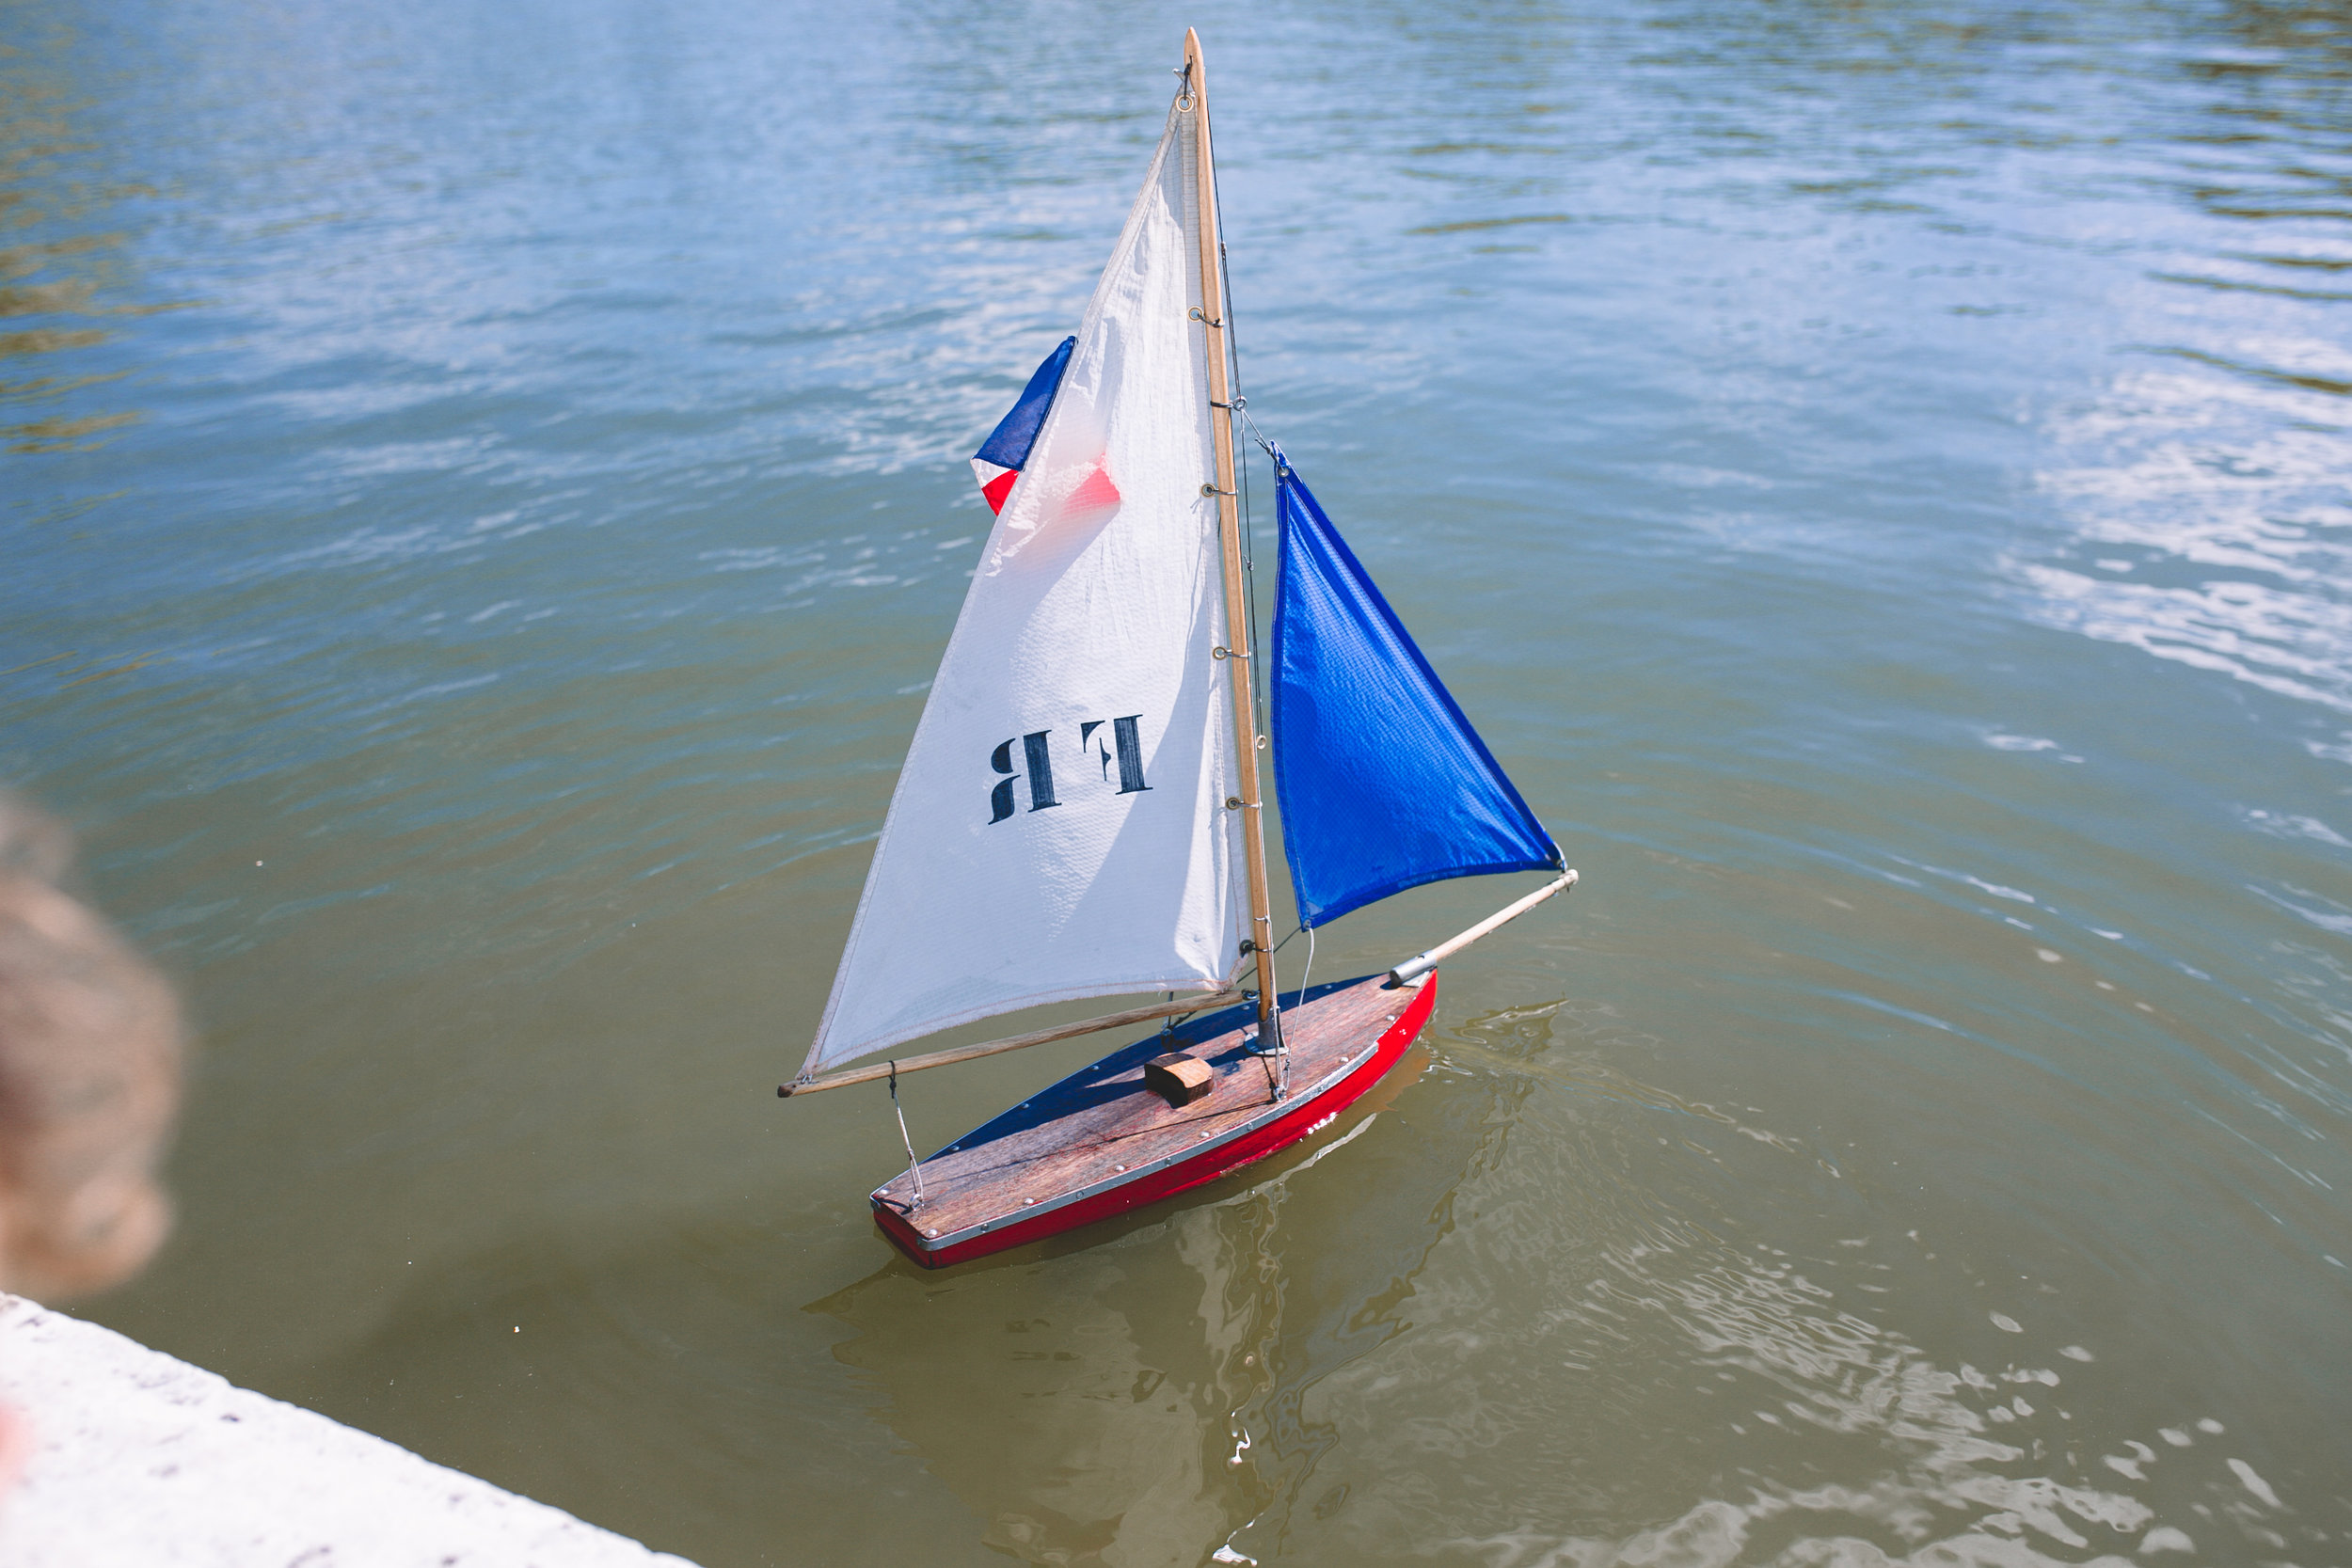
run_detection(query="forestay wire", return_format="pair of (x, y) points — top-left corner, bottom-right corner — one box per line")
(1203, 106), (1269, 745)
(1206, 107), (1293, 1103)
(889, 1061), (925, 1208)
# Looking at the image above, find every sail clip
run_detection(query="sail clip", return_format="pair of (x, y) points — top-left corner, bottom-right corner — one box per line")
(1211, 645), (1251, 660)
(1200, 482), (1234, 498)
(1188, 306), (1224, 329)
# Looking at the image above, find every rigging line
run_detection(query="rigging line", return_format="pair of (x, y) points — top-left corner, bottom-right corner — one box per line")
(1201, 90), (1283, 1039)
(1202, 114), (1268, 740)
(1206, 115), (1278, 943)
(1222, 245), (1270, 746)
(888, 1061), (925, 1209)
(1238, 404), (1282, 464)
(1282, 925), (1310, 1099)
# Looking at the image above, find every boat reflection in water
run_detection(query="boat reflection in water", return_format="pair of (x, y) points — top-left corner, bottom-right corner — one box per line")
(808, 1044), (1467, 1568)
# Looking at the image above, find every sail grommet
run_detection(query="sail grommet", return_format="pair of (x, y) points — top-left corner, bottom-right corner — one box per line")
(1225, 797), (1244, 810)
(1188, 307), (1224, 328)
(1200, 482), (1234, 498)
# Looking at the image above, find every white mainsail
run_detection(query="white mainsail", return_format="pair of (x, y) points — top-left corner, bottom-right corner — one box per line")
(802, 103), (1242, 1079)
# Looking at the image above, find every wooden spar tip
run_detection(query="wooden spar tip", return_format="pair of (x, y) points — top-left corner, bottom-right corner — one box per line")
(778, 989), (1249, 1098)
(1387, 870), (1579, 987)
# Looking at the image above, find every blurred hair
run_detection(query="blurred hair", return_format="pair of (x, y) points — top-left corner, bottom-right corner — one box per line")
(0, 796), (182, 1301)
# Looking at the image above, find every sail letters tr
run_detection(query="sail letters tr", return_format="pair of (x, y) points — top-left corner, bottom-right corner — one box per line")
(988, 717), (1152, 824)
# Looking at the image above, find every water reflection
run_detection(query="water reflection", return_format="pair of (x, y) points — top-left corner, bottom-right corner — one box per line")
(817, 1222), (1257, 1566)
(811, 1046), (1491, 1568)
(1297, 995), (2337, 1567)
(1434, 1221), (2309, 1567)
(0, 18), (146, 461)
(2017, 2), (2352, 719)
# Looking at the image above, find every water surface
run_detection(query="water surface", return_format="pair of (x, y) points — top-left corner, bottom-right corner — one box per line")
(5, 1), (2349, 1563)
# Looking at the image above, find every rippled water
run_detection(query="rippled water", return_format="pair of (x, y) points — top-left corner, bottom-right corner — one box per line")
(7, 1), (2349, 1563)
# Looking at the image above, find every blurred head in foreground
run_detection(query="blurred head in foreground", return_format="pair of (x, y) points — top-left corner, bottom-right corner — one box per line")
(0, 797), (182, 1303)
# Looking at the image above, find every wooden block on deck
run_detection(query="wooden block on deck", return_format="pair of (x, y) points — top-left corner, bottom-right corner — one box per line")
(1143, 1052), (1214, 1106)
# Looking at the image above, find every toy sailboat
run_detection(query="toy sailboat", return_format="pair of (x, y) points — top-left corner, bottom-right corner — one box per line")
(780, 31), (1576, 1269)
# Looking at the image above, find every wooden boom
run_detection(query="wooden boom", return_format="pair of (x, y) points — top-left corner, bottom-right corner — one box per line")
(779, 990), (1249, 1098)
(1387, 870), (1579, 985)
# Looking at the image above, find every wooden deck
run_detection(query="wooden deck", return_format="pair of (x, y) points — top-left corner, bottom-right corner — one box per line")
(872, 972), (1433, 1265)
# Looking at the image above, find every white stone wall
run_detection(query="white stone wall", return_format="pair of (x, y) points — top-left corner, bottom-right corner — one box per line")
(0, 1295), (700, 1567)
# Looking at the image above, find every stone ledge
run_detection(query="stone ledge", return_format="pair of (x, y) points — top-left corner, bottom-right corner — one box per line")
(0, 1294), (699, 1567)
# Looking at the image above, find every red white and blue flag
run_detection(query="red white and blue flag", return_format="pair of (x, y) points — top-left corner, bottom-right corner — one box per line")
(970, 336), (1076, 514)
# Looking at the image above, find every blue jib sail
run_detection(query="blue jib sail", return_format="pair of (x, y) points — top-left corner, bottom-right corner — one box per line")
(1269, 458), (1562, 928)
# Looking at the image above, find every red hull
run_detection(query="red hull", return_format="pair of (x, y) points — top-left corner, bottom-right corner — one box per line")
(875, 973), (1438, 1268)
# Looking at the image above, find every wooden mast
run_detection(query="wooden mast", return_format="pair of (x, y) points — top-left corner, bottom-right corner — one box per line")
(1181, 29), (1280, 1053)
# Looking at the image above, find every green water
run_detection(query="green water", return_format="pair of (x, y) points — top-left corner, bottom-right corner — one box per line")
(6, 1), (2348, 1562)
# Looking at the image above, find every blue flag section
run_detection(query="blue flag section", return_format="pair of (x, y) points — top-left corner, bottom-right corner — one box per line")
(970, 336), (1076, 515)
(1269, 460), (1562, 928)
(974, 336), (1076, 470)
